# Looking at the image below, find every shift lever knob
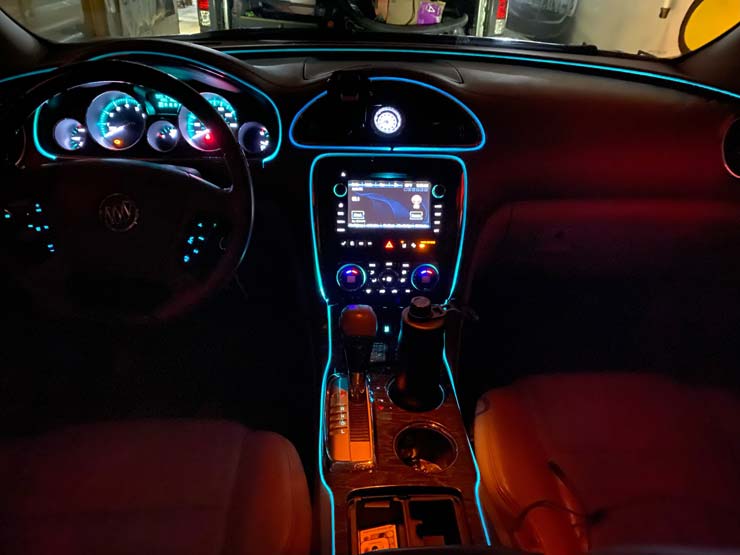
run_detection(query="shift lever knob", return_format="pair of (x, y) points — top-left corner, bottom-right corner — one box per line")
(340, 304), (378, 338)
(340, 305), (377, 401)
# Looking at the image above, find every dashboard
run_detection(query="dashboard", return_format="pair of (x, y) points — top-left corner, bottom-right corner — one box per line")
(3, 41), (740, 308)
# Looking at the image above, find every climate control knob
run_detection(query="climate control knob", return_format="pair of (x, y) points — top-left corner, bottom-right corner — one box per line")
(411, 264), (440, 292)
(336, 264), (367, 292)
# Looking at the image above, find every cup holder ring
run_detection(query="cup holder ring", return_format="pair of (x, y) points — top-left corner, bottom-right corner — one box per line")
(386, 377), (446, 412)
(394, 423), (458, 474)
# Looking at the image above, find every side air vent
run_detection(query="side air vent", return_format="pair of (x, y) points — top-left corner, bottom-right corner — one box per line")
(724, 119), (740, 178)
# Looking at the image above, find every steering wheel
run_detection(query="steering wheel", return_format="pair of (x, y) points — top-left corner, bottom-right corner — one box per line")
(0, 60), (253, 324)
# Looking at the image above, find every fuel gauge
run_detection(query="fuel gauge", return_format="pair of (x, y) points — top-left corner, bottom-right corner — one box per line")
(53, 118), (86, 151)
(147, 120), (179, 152)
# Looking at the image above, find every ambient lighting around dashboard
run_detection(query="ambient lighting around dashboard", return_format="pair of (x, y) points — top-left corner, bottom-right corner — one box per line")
(226, 46), (740, 102)
(32, 105), (57, 161)
(289, 77), (486, 152)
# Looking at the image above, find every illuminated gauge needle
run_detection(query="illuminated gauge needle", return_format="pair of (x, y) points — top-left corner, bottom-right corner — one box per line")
(104, 123), (132, 138)
(192, 128), (216, 146)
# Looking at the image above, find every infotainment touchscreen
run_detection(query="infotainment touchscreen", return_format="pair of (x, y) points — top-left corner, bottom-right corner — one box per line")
(347, 180), (431, 230)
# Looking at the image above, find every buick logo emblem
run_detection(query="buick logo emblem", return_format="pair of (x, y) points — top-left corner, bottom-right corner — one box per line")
(99, 194), (139, 232)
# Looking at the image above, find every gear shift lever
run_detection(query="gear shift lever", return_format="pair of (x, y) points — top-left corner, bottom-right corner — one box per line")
(325, 304), (377, 464)
(340, 304), (378, 401)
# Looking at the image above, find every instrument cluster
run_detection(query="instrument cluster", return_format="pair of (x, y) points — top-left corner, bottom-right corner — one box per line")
(34, 81), (276, 161)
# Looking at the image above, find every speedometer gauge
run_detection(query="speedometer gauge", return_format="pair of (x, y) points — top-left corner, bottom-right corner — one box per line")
(178, 92), (237, 152)
(86, 90), (146, 151)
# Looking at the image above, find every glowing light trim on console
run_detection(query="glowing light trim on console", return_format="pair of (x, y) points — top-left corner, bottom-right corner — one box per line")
(310, 153), (487, 553)
(443, 343), (492, 545)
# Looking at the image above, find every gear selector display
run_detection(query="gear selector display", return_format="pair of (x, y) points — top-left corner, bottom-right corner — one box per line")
(347, 180), (431, 229)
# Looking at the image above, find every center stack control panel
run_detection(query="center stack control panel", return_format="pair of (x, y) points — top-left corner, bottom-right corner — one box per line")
(312, 155), (466, 306)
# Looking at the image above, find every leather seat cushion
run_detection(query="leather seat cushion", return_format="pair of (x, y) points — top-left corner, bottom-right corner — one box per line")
(0, 419), (311, 555)
(474, 373), (740, 553)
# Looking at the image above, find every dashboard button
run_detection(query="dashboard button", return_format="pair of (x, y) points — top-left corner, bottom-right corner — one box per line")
(333, 183), (348, 197)
(379, 269), (399, 286)
(432, 184), (446, 199)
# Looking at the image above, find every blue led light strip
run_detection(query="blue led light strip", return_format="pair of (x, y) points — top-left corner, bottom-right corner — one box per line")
(9, 46), (740, 164)
(443, 343), (492, 544)
(225, 46), (740, 102)
(317, 303), (336, 555)
(0, 67), (56, 85)
(290, 77), (486, 152)
(310, 153), (486, 553)
(32, 104), (57, 161)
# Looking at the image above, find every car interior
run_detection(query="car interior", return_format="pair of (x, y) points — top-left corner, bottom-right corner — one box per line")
(1, 3), (740, 554)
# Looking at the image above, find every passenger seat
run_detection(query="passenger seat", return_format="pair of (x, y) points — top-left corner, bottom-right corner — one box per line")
(474, 372), (740, 554)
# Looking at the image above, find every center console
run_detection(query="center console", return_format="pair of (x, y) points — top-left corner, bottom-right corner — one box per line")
(312, 155), (465, 310)
(312, 154), (495, 555)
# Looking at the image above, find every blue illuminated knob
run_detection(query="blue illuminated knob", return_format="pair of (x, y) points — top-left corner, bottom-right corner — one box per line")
(336, 264), (367, 292)
(411, 264), (440, 292)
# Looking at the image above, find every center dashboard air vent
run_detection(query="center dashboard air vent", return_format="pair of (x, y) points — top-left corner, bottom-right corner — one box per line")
(724, 119), (740, 178)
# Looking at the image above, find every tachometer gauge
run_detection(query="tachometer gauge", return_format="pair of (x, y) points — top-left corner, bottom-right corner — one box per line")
(178, 92), (237, 152)
(147, 120), (179, 152)
(53, 119), (86, 151)
(86, 90), (146, 151)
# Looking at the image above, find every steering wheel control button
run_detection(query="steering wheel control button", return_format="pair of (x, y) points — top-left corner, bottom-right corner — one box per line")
(411, 264), (440, 292)
(432, 184), (446, 198)
(372, 106), (403, 136)
(2, 200), (56, 261)
(333, 183), (348, 198)
(336, 264), (367, 292)
(99, 194), (139, 233)
(181, 218), (227, 275)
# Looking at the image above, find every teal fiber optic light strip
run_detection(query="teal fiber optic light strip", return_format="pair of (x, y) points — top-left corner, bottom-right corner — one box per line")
(225, 46), (740, 102)
(289, 76), (486, 152)
(0, 67), (56, 85)
(309, 153), (484, 553)
(33, 105), (57, 161)
(443, 343), (492, 545)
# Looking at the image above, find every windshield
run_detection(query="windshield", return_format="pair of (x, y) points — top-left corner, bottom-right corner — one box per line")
(0, 0), (739, 57)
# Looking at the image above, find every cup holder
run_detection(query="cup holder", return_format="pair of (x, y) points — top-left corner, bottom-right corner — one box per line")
(395, 424), (458, 474)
